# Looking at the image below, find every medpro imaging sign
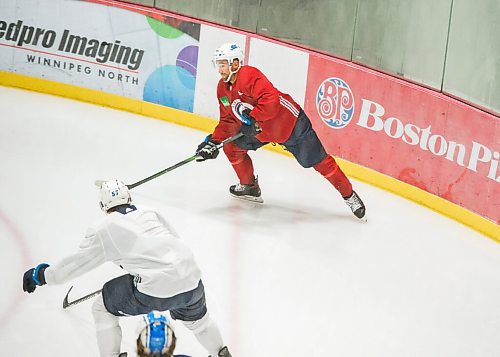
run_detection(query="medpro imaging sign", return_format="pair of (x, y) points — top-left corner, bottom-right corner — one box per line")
(0, 16), (145, 89)
(0, 0), (201, 112)
(0, 20), (145, 70)
(305, 55), (499, 224)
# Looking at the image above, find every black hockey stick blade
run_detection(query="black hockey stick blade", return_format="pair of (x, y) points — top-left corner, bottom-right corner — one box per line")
(62, 285), (73, 308)
(94, 132), (244, 190)
(62, 285), (102, 309)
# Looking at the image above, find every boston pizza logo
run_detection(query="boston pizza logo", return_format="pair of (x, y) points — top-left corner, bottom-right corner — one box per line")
(316, 77), (355, 129)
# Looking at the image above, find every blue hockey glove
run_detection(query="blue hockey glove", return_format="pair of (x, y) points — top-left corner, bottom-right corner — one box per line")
(196, 135), (220, 162)
(23, 263), (49, 293)
(240, 109), (261, 137)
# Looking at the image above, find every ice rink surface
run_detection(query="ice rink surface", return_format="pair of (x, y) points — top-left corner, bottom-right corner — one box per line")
(1, 85), (499, 356)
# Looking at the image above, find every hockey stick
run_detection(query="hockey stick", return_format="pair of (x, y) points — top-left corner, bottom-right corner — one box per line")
(62, 285), (102, 309)
(95, 132), (244, 189)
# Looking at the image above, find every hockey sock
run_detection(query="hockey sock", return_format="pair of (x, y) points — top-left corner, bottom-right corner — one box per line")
(231, 154), (255, 184)
(92, 295), (122, 357)
(181, 312), (224, 356)
(313, 155), (353, 197)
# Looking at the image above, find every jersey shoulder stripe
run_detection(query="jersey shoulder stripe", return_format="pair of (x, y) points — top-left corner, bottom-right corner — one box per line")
(279, 96), (299, 117)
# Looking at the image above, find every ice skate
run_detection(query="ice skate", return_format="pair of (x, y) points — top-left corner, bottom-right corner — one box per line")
(344, 190), (366, 221)
(229, 176), (264, 203)
(218, 346), (232, 357)
(209, 346), (232, 357)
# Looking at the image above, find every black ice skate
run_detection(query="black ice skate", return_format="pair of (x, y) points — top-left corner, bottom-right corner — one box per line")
(218, 346), (232, 357)
(344, 190), (366, 221)
(208, 346), (232, 357)
(229, 176), (264, 203)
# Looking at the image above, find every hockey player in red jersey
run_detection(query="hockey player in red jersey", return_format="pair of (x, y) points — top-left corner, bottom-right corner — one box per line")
(196, 43), (366, 220)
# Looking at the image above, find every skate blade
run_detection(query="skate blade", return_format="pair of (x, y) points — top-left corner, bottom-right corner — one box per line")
(230, 193), (264, 204)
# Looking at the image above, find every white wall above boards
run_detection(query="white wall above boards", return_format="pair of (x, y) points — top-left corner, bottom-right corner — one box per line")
(248, 37), (309, 108)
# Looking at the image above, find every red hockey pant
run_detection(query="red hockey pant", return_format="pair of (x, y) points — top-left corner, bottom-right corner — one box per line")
(223, 142), (352, 197)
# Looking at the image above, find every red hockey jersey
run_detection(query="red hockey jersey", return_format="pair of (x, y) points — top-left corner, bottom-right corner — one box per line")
(212, 65), (300, 144)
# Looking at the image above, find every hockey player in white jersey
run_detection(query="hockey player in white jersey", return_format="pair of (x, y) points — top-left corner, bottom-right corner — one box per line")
(22, 179), (232, 357)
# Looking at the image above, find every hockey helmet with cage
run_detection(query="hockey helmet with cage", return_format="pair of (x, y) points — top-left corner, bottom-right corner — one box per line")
(213, 43), (244, 81)
(98, 179), (131, 212)
(136, 311), (176, 357)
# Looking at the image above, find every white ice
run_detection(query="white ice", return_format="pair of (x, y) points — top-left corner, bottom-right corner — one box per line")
(0, 86), (499, 357)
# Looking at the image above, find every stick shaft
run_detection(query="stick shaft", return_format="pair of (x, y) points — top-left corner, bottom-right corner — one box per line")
(127, 132), (243, 189)
(128, 155), (197, 189)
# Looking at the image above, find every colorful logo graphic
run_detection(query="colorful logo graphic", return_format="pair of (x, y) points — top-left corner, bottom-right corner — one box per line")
(143, 17), (200, 112)
(316, 77), (355, 129)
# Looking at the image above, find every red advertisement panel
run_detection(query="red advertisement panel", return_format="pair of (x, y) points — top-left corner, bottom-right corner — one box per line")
(304, 54), (499, 224)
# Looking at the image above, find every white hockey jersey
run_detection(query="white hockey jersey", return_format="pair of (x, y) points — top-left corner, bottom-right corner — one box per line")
(44, 205), (202, 298)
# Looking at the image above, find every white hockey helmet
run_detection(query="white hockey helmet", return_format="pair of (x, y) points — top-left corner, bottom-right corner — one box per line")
(213, 43), (244, 81)
(98, 179), (131, 212)
(136, 311), (176, 357)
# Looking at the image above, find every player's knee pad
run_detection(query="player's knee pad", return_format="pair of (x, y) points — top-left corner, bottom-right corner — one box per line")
(181, 312), (211, 334)
(92, 294), (119, 331)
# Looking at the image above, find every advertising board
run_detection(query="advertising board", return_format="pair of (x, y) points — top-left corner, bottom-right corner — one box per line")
(304, 54), (499, 224)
